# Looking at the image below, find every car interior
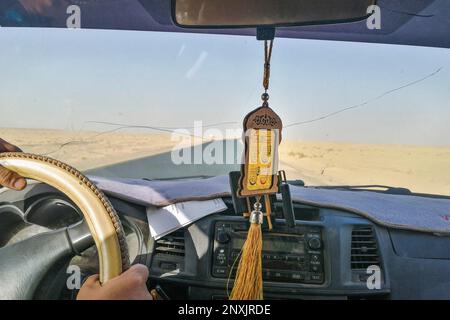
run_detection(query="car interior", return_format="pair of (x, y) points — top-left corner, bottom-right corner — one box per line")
(0, 0), (449, 300)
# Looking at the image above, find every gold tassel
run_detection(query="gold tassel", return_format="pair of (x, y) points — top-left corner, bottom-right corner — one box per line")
(230, 201), (264, 300)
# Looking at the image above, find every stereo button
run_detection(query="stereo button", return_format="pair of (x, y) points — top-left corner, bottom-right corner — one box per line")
(213, 267), (227, 277)
(311, 254), (320, 262)
(274, 271), (283, 278)
(308, 237), (322, 250)
(291, 273), (305, 281)
(311, 265), (321, 272)
(263, 270), (272, 280)
(215, 248), (228, 265)
(310, 274), (323, 282)
(216, 231), (231, 244)
(287, 255), (304, 263)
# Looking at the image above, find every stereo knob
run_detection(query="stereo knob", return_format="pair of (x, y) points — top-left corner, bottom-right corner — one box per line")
(308, 237), (322, 250)
(217, 231), (231, 244)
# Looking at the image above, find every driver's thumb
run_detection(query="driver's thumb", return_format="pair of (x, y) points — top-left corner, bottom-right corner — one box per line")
(121, 264), (150, 286)
(0, 166), (27, 190)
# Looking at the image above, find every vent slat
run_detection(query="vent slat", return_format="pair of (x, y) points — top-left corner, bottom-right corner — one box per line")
(351, 240), (376, 243)
(157, 240), (185, 246)
(155, 246), (185, 252)
(351, 226), (380, 270)
(155, 230), (185, 257)
(351, 235), (374, 237)
(352, 253), (378, 258)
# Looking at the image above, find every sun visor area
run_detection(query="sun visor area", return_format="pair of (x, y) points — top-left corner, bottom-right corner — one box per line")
(0, 0), (448, 48)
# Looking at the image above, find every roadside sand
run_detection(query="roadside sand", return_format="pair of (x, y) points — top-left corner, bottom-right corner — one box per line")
(1, 128), (449, 196)
(279, 140), (450, 196)
(0, 128), (178, 171)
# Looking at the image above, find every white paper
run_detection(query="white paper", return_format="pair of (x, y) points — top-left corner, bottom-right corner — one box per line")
(146, 199), (227, 240)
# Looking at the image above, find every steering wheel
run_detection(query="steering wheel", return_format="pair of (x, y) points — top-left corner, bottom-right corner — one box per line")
(0, 152), (130, 299)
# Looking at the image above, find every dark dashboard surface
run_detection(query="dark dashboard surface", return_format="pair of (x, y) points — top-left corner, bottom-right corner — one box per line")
(1, 183), (450, 300)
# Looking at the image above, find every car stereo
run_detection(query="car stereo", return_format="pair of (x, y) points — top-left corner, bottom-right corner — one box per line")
(212, 221), (324, 284)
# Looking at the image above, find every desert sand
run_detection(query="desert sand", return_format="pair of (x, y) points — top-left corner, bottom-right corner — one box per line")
(279, 140), (450, 196)
(1, 128), (449, 196)
(0, 128), (178, 170)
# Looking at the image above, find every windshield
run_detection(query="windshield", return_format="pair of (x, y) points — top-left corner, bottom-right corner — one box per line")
(1, 28), (449, 195)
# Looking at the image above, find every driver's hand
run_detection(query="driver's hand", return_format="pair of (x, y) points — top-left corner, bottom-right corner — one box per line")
(0, 138), (27, 190)
(77, 264), (153, 300)
(2, 138), (151, 300)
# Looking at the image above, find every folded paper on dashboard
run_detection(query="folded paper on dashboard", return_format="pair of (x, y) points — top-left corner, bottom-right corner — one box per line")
(146, 199), (227, 239)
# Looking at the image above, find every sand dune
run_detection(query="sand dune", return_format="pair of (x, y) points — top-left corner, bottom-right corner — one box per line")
(1, 128), (449, 196)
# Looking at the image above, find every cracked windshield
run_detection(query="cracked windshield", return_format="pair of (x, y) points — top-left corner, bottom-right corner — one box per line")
(1, 28), (449, 195)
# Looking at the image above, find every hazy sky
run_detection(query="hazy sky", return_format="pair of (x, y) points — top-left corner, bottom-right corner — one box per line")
(0, 27), (449, 146)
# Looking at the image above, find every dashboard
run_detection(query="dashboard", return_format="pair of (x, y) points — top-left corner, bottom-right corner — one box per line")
(1, 183), (450, 300)
(147, 200), (390, 300)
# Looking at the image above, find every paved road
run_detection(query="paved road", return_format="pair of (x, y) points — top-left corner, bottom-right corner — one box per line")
(87, 140), (242, 179)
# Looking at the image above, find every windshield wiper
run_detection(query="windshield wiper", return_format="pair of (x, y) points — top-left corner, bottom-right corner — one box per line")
(315, 185), (412, 195)
(310, 185), (450, 200)
(142, 175), (213, 181)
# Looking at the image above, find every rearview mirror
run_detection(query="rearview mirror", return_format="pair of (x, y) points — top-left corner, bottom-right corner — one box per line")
(173, 0), (377, 28)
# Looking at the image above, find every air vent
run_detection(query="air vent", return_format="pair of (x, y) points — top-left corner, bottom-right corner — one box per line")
(351, 226), (380, 270)
(155, 229), (185, 257)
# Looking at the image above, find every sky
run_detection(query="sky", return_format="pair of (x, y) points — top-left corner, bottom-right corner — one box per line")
(0, 27), (449, 146)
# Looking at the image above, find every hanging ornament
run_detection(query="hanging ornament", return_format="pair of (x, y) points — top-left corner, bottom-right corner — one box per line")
(229, 199), (264, 300)
(238, 39), (282, 198)
(230, 39), (283, 300)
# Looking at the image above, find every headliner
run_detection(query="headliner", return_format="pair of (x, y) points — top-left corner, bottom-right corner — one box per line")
(0, 0), (449, 49)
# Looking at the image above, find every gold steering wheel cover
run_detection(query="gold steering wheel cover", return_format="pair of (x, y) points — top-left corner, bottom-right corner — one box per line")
(0, 152), (130, 284)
